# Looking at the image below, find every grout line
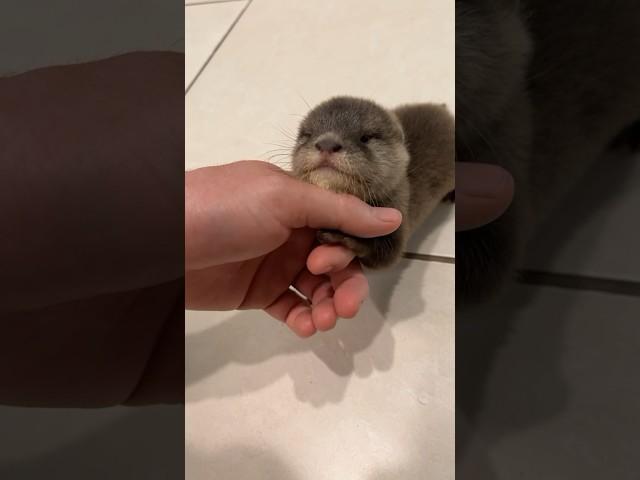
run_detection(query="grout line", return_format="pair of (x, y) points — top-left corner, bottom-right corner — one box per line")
(185, 0), (253, 95)
(517, 269), (640, 297)
(402, 252), (455, 264)
(186, 0), (245, 6)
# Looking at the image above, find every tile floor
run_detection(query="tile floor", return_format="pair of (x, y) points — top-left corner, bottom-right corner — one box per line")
(187, 260), (453, 480)
(185, 0), (455, 479)
(185, 0), (247, 90)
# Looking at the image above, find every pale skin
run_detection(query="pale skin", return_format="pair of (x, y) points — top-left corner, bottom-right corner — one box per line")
(185, 160), (404, 337)
(185, 160), (515, 337)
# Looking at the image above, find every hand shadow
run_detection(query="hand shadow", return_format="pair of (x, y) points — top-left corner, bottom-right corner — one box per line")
(186, 258), (435, 407)
(406, 202), (454, 251)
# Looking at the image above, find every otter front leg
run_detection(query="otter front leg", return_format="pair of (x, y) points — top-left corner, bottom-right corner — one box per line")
(317, 228), (405, 269)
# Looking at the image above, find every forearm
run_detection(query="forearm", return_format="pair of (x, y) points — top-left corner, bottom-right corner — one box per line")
(0, 52), (184, 311)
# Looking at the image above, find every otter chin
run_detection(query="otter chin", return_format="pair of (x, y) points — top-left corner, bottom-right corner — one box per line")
(303, 155), (363, 194)
(307, 166), (351, 192)
(290, 95), (454, 269)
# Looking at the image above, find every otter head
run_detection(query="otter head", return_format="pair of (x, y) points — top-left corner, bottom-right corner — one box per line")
(291, 96), (409, 204)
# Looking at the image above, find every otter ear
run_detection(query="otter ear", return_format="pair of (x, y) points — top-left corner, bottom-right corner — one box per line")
(389, 111), (406, 143)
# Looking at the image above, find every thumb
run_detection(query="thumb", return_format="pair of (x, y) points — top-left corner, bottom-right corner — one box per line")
(455, 162), (515, 231)
(280, 179), (403, 238)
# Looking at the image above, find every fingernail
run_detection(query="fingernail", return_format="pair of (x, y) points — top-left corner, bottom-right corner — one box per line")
(374, 207), (402, 223)
(456, 163), (514, 199)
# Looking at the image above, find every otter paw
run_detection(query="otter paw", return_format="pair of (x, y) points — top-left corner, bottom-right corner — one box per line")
(316, 230), (371, 259)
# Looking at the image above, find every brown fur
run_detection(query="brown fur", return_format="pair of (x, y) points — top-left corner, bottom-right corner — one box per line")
(291, 96), (454, 269)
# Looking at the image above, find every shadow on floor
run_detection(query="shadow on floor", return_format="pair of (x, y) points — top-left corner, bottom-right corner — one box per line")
(405, 201), (454, 258)
(186, 259), (437, 406)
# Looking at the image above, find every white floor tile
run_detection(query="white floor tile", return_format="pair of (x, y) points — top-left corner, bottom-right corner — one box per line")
(186, 259), (454, 480)
(457, 284), (640, 479)
(185, 1), (247, 90)
(186, 0), (454, 257)
(524, 150), (640, 281)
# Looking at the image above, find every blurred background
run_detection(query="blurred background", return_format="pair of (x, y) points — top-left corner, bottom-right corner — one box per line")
(456, 1), (640, 478)
(0, 1), (183, 478)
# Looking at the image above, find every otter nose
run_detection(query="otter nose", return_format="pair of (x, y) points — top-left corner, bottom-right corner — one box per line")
(315, 138), (343, 153)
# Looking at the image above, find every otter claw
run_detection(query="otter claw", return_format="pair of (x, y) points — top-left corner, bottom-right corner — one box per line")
(317, 230), (369, 258)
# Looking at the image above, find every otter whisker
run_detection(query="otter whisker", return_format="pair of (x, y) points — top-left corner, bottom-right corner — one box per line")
(266, 153), (291, 160)
(274, 125), (298, 142)
(264, 155), (291, 163)
(264, 142), (294, 149)
(263, 146), (292, 153)
(295, 92), (312, 111)
(266, 158), (292, 169)
(260, 149), (291, 158)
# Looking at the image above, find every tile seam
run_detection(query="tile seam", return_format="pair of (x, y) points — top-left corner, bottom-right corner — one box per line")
(185, 0), (253, 94)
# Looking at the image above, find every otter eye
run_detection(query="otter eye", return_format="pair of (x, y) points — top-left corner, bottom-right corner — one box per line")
(299, 132), (311, 143)
(360, 134), (377, 144)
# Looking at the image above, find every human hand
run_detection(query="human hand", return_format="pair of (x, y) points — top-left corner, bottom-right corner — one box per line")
(455, 162), (515, 231)
(185, 161), (403, 337)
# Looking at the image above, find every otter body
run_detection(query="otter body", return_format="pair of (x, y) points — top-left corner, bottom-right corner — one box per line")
(291, 96), (454, 269)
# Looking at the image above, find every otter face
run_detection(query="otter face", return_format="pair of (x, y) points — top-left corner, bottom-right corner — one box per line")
(291, 96), (409, 203)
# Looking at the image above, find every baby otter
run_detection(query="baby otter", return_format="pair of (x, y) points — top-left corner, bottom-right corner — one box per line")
(291, 96), (454, 269)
